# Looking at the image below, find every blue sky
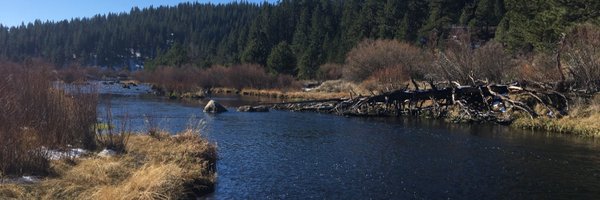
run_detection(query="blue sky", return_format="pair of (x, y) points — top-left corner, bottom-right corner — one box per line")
(0, 0), (275, 27)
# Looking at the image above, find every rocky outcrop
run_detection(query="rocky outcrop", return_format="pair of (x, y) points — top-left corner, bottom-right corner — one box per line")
(204, 100), (228, 113)
(237, 105), (270, 112)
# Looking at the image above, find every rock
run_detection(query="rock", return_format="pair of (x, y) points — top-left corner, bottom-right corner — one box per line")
(237, 105), (253, 112)
(237, 105), (270, 112)
(181, 92), (205, 99)
(98, 149), (117, 158)
(252, 105), (270, 112)
(204, 100), (228, 113)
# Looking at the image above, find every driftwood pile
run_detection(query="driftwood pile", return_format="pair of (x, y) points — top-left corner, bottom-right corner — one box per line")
(272, 80), (575, 124)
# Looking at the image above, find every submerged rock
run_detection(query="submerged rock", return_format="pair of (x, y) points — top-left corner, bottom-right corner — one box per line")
(237, 105), (270, 112)
(204, 100), (228, 113)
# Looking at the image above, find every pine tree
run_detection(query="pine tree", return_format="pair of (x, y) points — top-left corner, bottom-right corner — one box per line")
(378, 0), (403, 39)
(266, 41), (296, 75)
(241, 25), (269, 65)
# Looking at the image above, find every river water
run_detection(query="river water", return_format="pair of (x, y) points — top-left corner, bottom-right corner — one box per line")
(97, 83), (600, 199)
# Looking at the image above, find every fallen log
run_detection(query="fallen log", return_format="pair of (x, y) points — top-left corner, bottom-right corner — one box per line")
(268, 82), (574, 124)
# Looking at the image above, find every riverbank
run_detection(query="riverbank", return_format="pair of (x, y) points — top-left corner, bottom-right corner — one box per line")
(265, 83), (600, 137)
(512, 95), (600, 136)
(0, 130), (217, 199)
(144, 76), (600, 137)
(210, 88), (349, 101)
(149, 80), (365, 101)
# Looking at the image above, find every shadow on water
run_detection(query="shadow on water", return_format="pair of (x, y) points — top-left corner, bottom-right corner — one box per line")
(97, 85), (600, 199)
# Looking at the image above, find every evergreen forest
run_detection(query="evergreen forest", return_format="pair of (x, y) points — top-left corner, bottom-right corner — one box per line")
(0, 0), (598, 79)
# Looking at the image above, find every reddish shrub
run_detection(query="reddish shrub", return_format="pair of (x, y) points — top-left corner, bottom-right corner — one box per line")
(139, 64), (300, 92)
(365, 64), (409, 91)
(343, 39), (427, 82)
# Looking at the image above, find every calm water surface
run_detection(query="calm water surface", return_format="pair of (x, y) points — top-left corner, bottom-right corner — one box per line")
(98, 85), (600, 199)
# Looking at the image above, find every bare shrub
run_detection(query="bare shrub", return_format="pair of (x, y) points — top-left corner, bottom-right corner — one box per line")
(433, 30), (515, 84)
(363, 65), (408, 91)
(139, 64), (301, 92)
(343, 39), (427, 82)
(473, 42), (515, 82)
(144, 66), (203, 94)
(518, 54), (563, 82)
(317, 63), (343, 80)
(563, 23), (600, 92)
(0, 61), (98, 176)
(201, 65), (229, 88)
(226, 64), (272, 89)
(275, 74), (302, 91)
(57, 65), (86, 83)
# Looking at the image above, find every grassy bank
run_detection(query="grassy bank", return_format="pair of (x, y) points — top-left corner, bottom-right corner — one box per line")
(0, 130), (217, 199)
(209, 87), (349, 101)
(513, 95), (600, 136)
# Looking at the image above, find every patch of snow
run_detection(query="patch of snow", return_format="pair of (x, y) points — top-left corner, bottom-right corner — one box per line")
(18, 176), (39, 183)
(43, 148), (88, 160)
(98, 149), (117, 158)
(1, 176), (41, 184)
(303, 88), (314, 92)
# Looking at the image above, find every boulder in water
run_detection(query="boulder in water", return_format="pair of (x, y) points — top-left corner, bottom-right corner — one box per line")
(204, 100), (227, 113)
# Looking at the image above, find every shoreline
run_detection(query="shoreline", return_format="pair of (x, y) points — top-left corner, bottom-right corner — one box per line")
(234, 86), (599, 138)
(143, 81), (599, 137)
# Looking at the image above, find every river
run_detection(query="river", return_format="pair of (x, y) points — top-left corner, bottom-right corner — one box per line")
(97, 83), (600, 199)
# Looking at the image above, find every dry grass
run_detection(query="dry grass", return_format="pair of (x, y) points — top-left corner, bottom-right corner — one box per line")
(513, 94), (600, 136)
(208, 82), (355, 100)
(239, 88), (350, 100)
(0, 130), (217, 199)
(313, 80), (368, 94)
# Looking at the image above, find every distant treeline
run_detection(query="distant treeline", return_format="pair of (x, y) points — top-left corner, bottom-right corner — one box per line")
(0, 0), (599, 78)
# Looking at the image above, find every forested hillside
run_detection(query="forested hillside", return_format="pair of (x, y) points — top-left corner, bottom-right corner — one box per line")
(0, 0), (598, 79)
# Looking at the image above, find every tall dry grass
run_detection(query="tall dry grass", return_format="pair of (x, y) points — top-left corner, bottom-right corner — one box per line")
(0, 61), (98, 176)
(316, 63), (343, 81)
(1, 130), (217, 199)
(513, 94), (600, 136)
(96, 104), (131, 153)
